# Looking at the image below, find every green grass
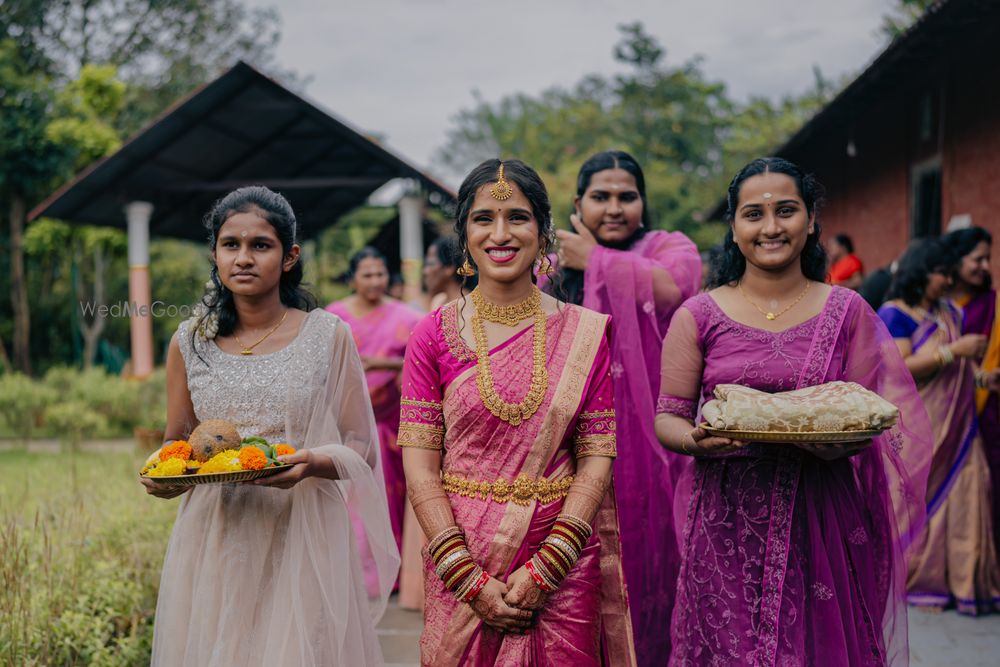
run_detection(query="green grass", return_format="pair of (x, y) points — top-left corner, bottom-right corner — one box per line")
(0, 450), (176, 666)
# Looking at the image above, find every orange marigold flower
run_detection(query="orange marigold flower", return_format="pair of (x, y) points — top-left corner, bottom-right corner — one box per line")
(273, 444), (296, 457)
(238, 446), (267, 471)
(160, 440), (193, 462)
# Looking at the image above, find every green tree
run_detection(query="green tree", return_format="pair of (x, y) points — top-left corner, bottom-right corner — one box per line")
(434, 22), (837, 249)
(0, 0), (291, 374)
(0, 40), (71, 374)
(881, 0), (935, 40)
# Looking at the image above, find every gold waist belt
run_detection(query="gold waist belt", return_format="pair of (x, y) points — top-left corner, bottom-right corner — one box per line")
(441, 472), (574, 506)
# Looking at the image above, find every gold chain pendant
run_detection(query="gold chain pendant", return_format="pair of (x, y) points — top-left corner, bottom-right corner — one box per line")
(737, 281), (810, 322)
(471, 292), (548, 426)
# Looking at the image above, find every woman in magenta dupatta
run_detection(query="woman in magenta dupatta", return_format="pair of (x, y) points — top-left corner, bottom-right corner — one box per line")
(878, 237), (1000, 615)
(945, 226), (1000, 558)
(401, 160), (635, 666)
(326, 247), (422, 556)
(656, 159), (930, 666)
(538, 151), (701, 665)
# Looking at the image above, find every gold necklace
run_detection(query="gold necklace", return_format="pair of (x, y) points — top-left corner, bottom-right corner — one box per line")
(737, 281), (811, 321)
(233, 309), (288, 355)
(470, 290), (548, 426)
(470, 287), (540, 325)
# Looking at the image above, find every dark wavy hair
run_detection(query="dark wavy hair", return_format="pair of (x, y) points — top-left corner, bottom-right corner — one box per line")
(431, 235), (475, 287)
(453, 158), (555, 288)
(885, 237), (955, 307)
(546, 150), (650, 305)
(834, 233), (854, 254)
(193, 186), (316, 358)
(347, 246), (388, 281)
(942, 226), (993, 291)
(708, 157), (827, 288)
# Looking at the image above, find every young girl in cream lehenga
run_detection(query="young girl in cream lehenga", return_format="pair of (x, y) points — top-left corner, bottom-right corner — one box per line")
(141, 186), (398, 666)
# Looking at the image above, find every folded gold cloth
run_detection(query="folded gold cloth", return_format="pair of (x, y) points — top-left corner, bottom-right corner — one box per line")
(701, 381), (898, 433)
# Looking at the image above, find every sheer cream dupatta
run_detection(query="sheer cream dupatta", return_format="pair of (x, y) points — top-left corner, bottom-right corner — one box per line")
(269, 319), (400, 665)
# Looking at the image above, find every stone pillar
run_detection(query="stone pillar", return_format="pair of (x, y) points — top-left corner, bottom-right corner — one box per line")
(125, 201), (155, 378)
(398, 193), (424, 304)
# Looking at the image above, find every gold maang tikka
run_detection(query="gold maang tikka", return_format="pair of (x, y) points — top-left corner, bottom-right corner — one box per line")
(489, 163), (514, 201)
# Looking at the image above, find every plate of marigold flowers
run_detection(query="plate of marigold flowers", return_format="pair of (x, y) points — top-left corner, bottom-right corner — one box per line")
(139, 419), (296, 485)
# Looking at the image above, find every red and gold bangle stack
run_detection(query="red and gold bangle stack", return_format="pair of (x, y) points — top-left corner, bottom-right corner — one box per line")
(528, 514), (593, 592)
(429, 526), (490, 603)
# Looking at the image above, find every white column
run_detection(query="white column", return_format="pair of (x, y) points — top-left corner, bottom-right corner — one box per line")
(398, 193), (423, 304)
(125, 201), (155, 378)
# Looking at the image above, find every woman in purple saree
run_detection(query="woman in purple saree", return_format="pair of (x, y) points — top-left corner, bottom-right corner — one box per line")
(878, 237), (1000, 615)
(539, 151), (701, 664)
(401, 159), (635, 666)
(656, 158), (931, 666)
(944, 226), (1000, 558)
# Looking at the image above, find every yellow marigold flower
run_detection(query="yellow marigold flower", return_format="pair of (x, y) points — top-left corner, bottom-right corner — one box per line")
(273, 444), (296, 457)
(238, 446), (267, 471)
(147, 458), (186, 477)
(160, 440), (193, 462)
(197, 449), (242, 474)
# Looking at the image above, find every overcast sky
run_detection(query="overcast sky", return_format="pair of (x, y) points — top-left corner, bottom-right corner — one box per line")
(248, 0), (896, 187)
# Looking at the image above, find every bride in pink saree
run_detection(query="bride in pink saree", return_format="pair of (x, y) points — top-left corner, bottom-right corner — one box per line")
(656, 159), (931, 666)
(400, 159), (635, 666)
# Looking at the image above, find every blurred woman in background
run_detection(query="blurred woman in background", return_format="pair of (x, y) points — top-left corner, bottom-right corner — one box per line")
(540, 150), (701, 665)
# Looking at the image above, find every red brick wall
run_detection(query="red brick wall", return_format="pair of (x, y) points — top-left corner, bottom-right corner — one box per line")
(788, 95), (912, 272)
(942, 38), (1000, 246)
(778, 27), (1000, 273)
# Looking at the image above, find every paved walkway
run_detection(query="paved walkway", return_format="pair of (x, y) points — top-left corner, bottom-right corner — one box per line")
(377, 600), (1000, 666)
(377, 600), (422, 667)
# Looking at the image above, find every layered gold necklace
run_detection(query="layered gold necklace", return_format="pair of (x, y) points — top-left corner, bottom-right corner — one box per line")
(470, 287), (548, 426)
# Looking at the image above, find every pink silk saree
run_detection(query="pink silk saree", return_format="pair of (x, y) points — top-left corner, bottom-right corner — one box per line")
(659, 287), (931, 666)
(540, 230), (702, 666)
(399, 301), (636, 667)
(326, 298), (422, 549)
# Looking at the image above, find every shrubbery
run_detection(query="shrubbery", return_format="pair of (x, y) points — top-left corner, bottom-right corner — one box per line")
(0, 368), (166, 442)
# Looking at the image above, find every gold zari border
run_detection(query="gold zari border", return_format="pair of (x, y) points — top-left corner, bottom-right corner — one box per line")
(573, 434), (617, 458)
(398, 422), (445, 450)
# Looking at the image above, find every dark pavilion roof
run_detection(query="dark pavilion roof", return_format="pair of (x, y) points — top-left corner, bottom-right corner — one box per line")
(30, 61), (455, 240)
(705, 0), (1000, 221)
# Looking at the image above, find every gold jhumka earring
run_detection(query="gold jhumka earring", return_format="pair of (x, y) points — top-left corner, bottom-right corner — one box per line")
(457, 258), (476, 277)
(537, 252), (555, 275)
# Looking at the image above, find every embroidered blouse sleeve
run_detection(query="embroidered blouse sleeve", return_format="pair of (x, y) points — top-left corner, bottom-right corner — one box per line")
(572, 330), (617, 458)
(398, 314), (445, 450)
(657, 306), (703, 420)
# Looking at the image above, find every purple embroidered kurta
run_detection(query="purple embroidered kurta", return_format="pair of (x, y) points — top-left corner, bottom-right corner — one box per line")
(658, 287), (931, 667)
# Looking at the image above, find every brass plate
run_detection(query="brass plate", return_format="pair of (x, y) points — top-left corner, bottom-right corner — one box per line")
(140, 464), (293, 486)
(700, 424), (884, 444)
